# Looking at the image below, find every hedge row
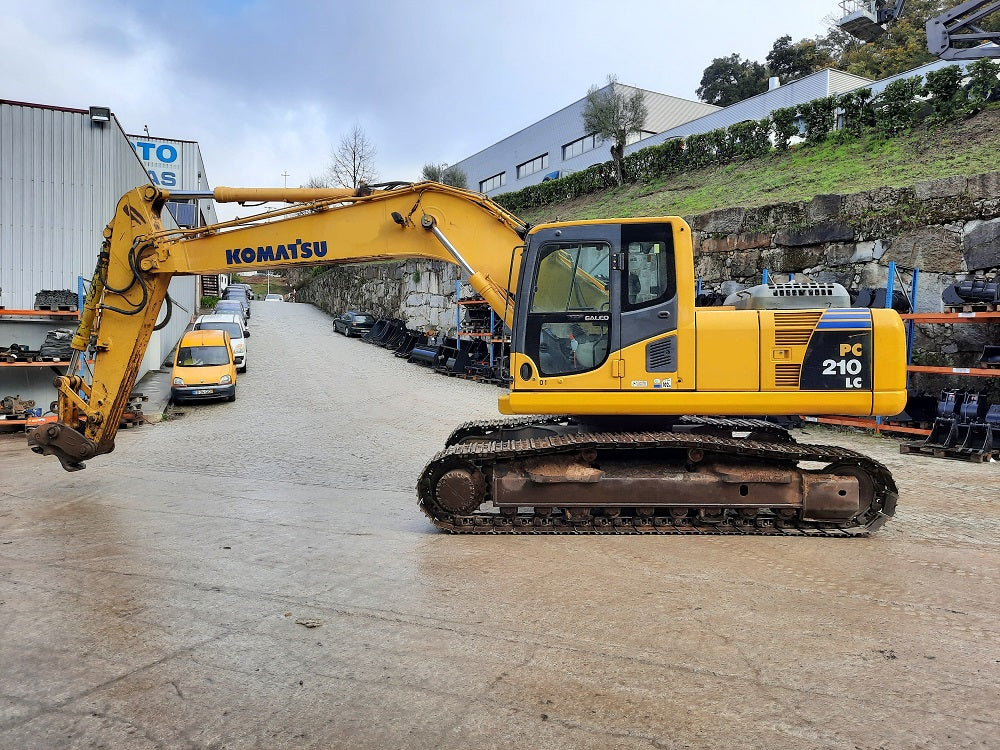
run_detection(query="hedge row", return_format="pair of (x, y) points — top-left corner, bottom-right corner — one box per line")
(494, 60), (1000, 216)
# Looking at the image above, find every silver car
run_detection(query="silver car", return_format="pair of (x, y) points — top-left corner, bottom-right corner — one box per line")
(193, 313), (250, 372)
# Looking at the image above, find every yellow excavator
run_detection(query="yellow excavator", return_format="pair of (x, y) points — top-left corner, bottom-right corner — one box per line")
(28, 182), (907, 535)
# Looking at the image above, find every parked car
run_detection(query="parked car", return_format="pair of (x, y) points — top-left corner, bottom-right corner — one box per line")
(221, 286), (252, 305)
(214, 298), (250, 323)
(334, 311), (376, 337)
(193, 313), (249, 372)
(224, 283), (254, 300)
(170, 329), (237, 404)
(263, 293), (283, 302)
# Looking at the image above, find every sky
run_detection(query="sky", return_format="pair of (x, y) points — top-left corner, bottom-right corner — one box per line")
(2, 0), (844, 218)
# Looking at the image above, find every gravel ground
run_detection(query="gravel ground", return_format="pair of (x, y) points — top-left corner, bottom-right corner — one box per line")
(0, 299), (997, 749)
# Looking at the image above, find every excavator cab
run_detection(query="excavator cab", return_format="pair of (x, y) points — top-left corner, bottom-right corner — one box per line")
(508, 219), (691, 409)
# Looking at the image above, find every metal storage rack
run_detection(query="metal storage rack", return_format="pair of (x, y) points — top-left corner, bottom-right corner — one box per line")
(0, 308), (81, 427)
(454, 282), (510, 383)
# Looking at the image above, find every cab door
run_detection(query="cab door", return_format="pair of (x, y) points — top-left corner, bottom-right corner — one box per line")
(519, 225), (619, 391)
(616, 222), (692, 391)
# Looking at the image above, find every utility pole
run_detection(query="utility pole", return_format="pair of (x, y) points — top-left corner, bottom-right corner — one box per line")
(281, 171), (290, 188)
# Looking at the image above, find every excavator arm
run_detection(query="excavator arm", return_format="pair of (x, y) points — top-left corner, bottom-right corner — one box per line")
(28, 181), (529, 471)
(838, 0), (1000, 58)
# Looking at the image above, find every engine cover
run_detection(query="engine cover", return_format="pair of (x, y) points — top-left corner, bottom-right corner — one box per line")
(725, 282), (851, 310)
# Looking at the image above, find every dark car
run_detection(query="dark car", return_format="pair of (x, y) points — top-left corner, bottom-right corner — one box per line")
(334, 311), (375, 337)
(215, 299), (250, 323)
(220, 287), (253, 315)
(224, 283), (254, 301)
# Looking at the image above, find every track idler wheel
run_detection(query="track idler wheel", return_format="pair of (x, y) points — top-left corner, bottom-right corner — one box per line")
(433, 467), (487, 515)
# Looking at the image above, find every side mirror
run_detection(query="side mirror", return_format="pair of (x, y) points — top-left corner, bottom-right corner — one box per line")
(244, 330), (250, 337)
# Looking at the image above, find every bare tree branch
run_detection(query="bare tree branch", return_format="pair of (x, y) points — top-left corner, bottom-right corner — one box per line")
(329, 123), (378, 189)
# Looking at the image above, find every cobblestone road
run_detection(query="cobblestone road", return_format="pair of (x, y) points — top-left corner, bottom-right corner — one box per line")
(1, 300), (998, 749)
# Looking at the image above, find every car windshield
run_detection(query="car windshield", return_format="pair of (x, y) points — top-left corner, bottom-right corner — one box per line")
(354, 315), (373, 324)
(196, 322), (243, 338)
(177, 345), (230, 367)
(216, 302), (243, 311)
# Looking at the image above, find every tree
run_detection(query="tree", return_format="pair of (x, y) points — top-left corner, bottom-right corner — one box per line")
(766, 35), (833, 84)
(696, 54), (769, 107)
(328, 123), (378, 189)
(829, 0), (944, 79)
(581, 74), (649, 186)
(421, 162), (468, 188)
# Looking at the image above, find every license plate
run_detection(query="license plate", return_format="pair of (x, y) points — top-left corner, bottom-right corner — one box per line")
(192, 388), (212, 395)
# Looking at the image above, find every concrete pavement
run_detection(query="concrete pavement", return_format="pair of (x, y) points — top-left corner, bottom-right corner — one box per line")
(1, 299), (998, 749)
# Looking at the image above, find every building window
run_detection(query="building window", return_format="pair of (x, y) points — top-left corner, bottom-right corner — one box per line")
(516, 153), (549, 179)
(480, 172), (505, 192)
(562, 134), (602, 160)
(625, 130), (656, 146)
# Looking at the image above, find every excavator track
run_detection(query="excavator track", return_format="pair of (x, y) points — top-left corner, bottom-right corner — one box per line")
(418, 426), (897, 536)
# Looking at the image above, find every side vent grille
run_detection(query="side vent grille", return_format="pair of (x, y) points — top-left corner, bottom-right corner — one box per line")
(773, 311), (822, 347)
(646, 337), (676, 372)
(774, 363), (801, 388)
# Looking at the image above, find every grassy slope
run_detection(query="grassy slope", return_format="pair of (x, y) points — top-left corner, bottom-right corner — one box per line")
(518, 107), (1000, 225)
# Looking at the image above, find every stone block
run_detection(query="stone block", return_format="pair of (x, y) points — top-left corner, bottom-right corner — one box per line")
(968, 172), (1000, 201)
(727, 250), (763, 279)
(824, 242), (858, 266)
(848, 240), (887, 264)
(806, 194), (842, 222)
(886, 227), (962, 271)
(775, 222), (854, 247)
(963, 217), (1000, 270)
(699, 232), (772, 253)
(915, 175), (968, 201)
(690, 207), (746, 234)
(842, 185), (910, 216)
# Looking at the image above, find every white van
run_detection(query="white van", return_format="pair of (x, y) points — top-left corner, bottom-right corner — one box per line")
(193, 313), (250, 372)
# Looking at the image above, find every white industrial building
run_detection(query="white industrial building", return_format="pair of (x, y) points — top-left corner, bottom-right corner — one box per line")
(0, 99), (217, 412)
(452, 62), (972, 198)
(451, 82), (719, 197)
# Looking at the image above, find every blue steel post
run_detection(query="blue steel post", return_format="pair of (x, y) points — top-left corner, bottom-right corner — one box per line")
(762, 269), (769, 284)
(905, 267), (920, 387)
(696, 277), (702, 297)
(77, 275), (84, 312)
(877, 261), (899, 426)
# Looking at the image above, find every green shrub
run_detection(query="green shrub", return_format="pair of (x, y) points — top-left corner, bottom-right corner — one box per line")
(727, 119), (771, 159)
(200, 295), (218, 309)
(923, 65), (965, 121)
(769, 107), (800, 150)
(874, 76), (924, 135)
(800, 96), (837, 142)
(967, 58), (1000, 110)
(838, 88), (874, 136)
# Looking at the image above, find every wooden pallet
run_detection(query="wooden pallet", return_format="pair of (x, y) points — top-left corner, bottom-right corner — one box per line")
(32, 304), (78, 312)
(899, 442), (998, 463)
(943, 301), (999, 313)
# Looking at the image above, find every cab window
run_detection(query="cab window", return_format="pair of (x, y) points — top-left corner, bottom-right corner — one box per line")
(529, 243), (611, 377)
(622, 224), (675, 311)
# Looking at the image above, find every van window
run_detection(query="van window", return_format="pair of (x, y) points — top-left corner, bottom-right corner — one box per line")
(177, 345), (230, 367)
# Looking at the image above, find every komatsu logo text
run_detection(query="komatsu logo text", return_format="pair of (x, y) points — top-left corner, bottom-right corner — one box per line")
(225, 240), (328, 265)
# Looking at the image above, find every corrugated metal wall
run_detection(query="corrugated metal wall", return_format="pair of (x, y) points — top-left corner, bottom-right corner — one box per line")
(0, 101), (200, 402)
(642, 69), (874, 144)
